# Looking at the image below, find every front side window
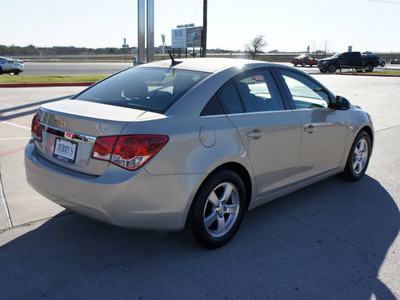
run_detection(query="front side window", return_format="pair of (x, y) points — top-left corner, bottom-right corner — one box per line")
(73, 67), (209, 113)
(279, 70), (330, 110)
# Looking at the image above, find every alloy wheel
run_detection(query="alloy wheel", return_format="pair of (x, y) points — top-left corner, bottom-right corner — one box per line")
(203, 182), (240, 238)
(352, 138), (369, 175)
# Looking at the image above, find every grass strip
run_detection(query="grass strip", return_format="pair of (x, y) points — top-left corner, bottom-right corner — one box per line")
(340, 70), (400, 76)
(0, 75), (108, 84)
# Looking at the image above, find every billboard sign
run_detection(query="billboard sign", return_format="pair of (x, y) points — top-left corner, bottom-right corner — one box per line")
(171, 26), (202, 49)
(172, 28), (187, 49)
(186, 26), (202, 48)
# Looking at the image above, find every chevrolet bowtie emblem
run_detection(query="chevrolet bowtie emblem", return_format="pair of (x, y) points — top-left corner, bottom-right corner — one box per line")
(55, 118), (67, 126)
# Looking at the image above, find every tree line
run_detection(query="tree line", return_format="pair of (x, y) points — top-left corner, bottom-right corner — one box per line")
(0, 45), (136, 57)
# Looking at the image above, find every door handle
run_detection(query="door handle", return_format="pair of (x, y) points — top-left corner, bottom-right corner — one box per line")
(304, 125), (314, 134)
(247, 130), (265, 139)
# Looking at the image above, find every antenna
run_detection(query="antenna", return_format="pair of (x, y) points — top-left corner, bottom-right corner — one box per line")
(161, 34), (182, 66)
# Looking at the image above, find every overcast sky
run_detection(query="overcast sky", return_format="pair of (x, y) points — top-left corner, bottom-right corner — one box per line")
(2, 0), (400, 52)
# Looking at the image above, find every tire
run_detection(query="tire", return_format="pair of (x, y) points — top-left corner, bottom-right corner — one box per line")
(0, 68), (3, 75)
(328, 64), (337, 73)
(301, 62), (306, 67)
(12, 71), (20, 75)
(319, 69), (327, 73)
(185, 170), (246, 249)
(364, 63), (374, 72)
(381, 61), (386, 67)
(340, 130), (372, 182)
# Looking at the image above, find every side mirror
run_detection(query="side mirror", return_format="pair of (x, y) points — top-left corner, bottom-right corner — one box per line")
(335, 95), (351, 110)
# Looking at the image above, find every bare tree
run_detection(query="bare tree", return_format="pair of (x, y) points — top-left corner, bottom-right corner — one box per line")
(309, 40), (317, 55)
(321, 39), (331, 55)
(245, 35), (267, 59)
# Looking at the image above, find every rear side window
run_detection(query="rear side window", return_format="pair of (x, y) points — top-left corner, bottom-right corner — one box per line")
(73, 67), (209, 113)
(234, 70), (285, 112)
(218, 83), (244, 114)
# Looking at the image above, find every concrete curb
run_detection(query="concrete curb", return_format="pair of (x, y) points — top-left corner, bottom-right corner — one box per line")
(0, 82), (95, 88)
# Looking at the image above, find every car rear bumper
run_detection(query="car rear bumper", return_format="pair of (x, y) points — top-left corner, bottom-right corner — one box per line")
(25, 140), (200, 231)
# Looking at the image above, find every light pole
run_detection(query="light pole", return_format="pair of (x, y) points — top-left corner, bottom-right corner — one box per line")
(201, 0), (207, 57)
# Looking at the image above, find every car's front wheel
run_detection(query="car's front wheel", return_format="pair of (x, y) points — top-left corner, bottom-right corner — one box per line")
(341, 130), (372, 181)
(185, 170), (246, 249)
(328, 64), (337, 73)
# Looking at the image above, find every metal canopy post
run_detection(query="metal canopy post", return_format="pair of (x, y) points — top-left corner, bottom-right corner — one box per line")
(137, 0), (154, 63)
(147, 0), (154, 62)
(138, 0), (146, 63)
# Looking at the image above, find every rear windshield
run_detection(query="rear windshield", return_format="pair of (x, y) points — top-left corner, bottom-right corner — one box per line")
(73, 67), (210, 113)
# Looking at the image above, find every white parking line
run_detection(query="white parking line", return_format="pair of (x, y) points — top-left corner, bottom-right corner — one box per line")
(0, 137), (31, 141)
(0, 120), (30, 130)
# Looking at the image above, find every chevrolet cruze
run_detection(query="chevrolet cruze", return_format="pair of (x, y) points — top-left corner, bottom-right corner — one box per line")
(25, 58), (374, 248)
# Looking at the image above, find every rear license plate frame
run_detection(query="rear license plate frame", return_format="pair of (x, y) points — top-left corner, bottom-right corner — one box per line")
(53, 138), (77, 164)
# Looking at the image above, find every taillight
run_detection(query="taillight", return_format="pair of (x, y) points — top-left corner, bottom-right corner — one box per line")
(8, 60), (13, 64)
(92, 136), (118, 161)
(91, 135), (168, 170)
(31, 114), (42, 142)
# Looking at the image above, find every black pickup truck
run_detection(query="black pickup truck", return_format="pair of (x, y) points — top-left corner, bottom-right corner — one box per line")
(317, 52), (379, 73)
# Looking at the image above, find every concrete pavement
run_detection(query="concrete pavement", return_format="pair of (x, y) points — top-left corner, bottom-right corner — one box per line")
(0, 76), (399, 299)
(0, 87), (83, 231)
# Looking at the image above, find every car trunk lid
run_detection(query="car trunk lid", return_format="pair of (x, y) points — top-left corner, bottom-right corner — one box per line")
(34, 99), (149, 176)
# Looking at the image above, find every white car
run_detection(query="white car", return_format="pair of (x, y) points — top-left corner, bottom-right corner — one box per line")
(0, 56), (24, 75)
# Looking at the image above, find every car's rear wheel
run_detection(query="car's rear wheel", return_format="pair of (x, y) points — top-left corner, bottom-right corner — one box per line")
(301, 62), (306, 67)
(185, 170), (246, 249)
(341, 130), (371, 181)
(365, 63), (374, 72)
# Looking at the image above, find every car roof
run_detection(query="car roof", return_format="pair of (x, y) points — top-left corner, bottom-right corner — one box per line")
(140, 57), (279, 74)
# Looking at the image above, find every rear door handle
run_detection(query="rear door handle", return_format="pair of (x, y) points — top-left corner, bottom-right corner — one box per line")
(247, 130), (265, 139)
(304, 125), (314, 134)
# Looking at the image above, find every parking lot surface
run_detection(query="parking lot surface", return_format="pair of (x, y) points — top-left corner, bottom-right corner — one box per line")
(0, 75), (399, 299)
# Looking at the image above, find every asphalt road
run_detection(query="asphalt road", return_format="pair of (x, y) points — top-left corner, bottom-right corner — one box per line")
(0, 75), (399, 299)
(19, 61), (400, 76)
(21, 62), (133, 75)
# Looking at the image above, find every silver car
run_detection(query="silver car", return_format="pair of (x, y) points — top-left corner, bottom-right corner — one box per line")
(25, 58), (374, 248)
(0, 56), (24, 75)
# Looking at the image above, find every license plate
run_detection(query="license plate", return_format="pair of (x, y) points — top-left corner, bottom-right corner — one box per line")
(53, 138), (77, 164)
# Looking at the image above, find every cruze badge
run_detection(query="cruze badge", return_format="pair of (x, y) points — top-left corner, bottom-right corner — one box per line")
(55, 118), (67, 126)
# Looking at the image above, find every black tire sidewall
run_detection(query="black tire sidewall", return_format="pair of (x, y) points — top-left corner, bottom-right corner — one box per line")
(328, 64), (336, 73)
(343, 131), (371, 181)
(365, 64), (373, 72)
(186, 170), (246, 249)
